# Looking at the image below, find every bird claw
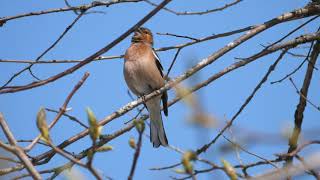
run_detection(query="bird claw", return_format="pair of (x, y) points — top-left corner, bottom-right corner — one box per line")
(140, 95), (146, 103)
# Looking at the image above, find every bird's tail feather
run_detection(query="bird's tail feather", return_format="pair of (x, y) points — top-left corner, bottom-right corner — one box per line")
(147, 99), (168, 148)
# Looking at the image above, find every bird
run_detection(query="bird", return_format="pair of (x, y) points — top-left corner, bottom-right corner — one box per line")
(123, 27), (168, 148)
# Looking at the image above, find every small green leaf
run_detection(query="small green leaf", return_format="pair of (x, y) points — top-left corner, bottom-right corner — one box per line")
(96, 145), (113, 152)
(182, 151), (197, 174)
(173, 169), (186, 174)
(221, 159), (237, 180)
(134, 119), (145, 133)
(36, 107), (50, 143)
(86, 107), (102, 142)
(87, 149), (94, 160)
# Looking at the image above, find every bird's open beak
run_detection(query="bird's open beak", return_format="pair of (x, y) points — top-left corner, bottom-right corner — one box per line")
(134, 31), (140, 36)
(134, 28), (143, 36)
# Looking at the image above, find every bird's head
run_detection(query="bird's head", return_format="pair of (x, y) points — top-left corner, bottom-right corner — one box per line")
(132, 27), (153, 45)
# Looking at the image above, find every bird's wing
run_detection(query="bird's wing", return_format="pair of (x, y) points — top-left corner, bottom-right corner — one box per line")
(152, 48), (168, 116)
(152, 48), (164, 77)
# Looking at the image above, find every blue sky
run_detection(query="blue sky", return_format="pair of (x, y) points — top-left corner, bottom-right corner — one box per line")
(1, 0), (320, 179)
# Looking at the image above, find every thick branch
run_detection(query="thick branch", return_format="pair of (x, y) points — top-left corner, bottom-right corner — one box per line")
(285, 40), (320, 166)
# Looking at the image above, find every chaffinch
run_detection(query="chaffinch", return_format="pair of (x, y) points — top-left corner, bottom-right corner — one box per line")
(123, 27), (168, 148)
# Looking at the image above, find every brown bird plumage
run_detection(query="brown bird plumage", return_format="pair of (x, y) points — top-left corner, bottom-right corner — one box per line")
(123, 27), (168, 148)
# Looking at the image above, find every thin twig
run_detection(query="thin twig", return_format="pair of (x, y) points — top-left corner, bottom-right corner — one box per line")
(287, 51), (308, 58)
(86, 139), (103, 180)
(0, 55), (124, 64)
(128, 130), (143, 180)
(265, 15), (319, 49)
(0, 156), (21, 164)
(144, 0), (243, 15)
(166, 48), (182, 78)
(278, 140), (320, 158)
(16, 139), (50, 147)
(12, 168), (56, 180)
(0, 0), (142, 26)
(157, 32), (199, 41)
(271, 41), (315, 84)
(222, 135), (279, 169)
(150, 163), (181, 171)
(45, 108), (88, 128)
(0, 66), (31, 90)
(48, 142), (86, 167)
(288, 78), (320, 111)
(0, 164), (24, 176)
(235, 158), (283, 171)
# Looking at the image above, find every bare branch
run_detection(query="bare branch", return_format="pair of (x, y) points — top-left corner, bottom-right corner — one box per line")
(48, 141), (86, 167)
(157, 32), (200, 41)
(289, 78), (320, 111)
(0, 156), (21, 164)
(222, 135), (279, 169)
(285, 40), (320, 168)
(0, 55), (124, 64)
(0, 113), (41, 179)
(128, 128), (144, 180)
(0, 164), (24, 176)
(271, 40), (316, 84)
(144, 0), (243, 16)
(278, 140), (320, 158)
(45, 108), (88, 129)
(265, 15), (319, 49)
(0, 0), (142, 26)
(166, 48), (182, 78)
